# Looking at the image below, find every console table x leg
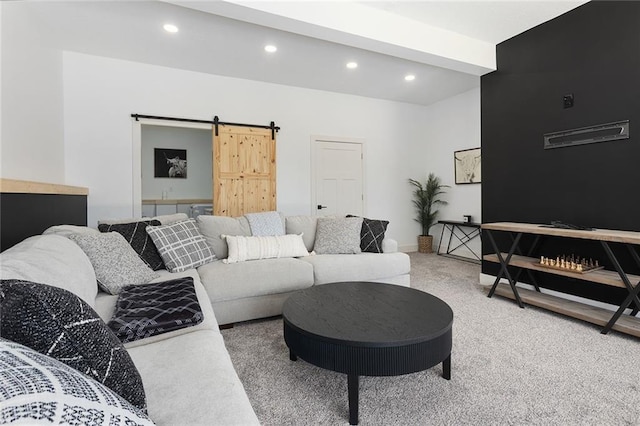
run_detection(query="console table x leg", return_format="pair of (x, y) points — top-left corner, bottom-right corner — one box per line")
(628, 246), (640, 316)
(600, 241), (640, 334)
(447, 227), (482, 260)
(486, 230), (524, 308)
(511, 234), (542, 292)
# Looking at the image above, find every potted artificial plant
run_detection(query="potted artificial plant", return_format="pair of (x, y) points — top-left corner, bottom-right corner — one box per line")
(409, 173), (449, 253)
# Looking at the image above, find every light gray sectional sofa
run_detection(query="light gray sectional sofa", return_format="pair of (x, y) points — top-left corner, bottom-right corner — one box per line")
(196, 214), (410, 324)
(0, 212), (410, 425)
(0, 234), (259, 425)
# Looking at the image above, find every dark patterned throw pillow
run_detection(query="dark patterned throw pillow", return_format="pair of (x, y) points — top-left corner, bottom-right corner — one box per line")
(98, 220), (165, 271)
(0, 279), (147, 412)
(108, 277), (203, 344)
(347, 215), (390, 253)
(0, 339), (154, 425)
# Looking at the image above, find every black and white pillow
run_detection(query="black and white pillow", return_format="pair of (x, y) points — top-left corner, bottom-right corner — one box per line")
(98, 220), (165, 271)
(348, 215), (390, 253)
(0, 338), (153, 425)
(108, 277), (203, 344)
(0, 279), (147, 412)
(68, 232), (158, 294)
(146, 219), (216, 272)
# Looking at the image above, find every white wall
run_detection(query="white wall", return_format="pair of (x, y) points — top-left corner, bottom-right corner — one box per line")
(141, 125), (212, 200)
(410, 88), (482, 256)
(0, 2), (65, 183)
(63, 52), (427, 248)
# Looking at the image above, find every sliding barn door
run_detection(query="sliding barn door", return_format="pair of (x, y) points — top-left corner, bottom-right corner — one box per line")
(213, 125), (276, 216)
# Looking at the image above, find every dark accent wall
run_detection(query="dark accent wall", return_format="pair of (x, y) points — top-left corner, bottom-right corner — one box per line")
(481, 1), (640, 305)
(0, 194), (87, 251)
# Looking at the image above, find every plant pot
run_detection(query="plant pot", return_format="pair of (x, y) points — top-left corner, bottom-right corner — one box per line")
(418, 235), (433, 254)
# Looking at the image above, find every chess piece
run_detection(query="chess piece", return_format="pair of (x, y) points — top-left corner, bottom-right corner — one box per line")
(577, 264), (583, 272)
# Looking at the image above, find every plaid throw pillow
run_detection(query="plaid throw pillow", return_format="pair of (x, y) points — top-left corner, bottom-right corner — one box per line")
(146, 219), (216, 272)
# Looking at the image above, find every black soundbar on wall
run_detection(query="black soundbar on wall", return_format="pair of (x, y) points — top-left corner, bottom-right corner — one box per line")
(543, 120), (629, 149)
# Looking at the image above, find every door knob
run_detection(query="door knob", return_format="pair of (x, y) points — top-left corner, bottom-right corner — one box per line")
(317, 205), (328, 210)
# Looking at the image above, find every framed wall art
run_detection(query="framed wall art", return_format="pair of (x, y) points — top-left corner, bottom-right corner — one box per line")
(454, 147), (481, 184)
(154, 148), (187, 178)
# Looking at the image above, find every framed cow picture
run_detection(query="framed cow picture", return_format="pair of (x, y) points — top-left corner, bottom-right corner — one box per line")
(154, 148), (187, 179)
(454, 147), (481, 184)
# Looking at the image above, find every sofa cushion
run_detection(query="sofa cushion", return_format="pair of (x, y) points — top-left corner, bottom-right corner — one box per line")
(146, 219), (216, 273)
(98, 220), (165, 271)
(0, 339), (153, 425)
(198, 257), (314, 302)
(224, 234), (309, 264)
(42, 224), (101, 238)
(299, 252), (411, 285)
(285, 215), (318, 252)
(313, 216), (363, 254)
(94, 269), (221, 349)
(197, 215), (251, 259)
(108, 278), (203, 344)
(0, 235), (98, 308)
(127, 330), (259, 425)
(0, 280), (147, 412)
(68, 232), (158, 295)
(98, 212), (188, 226)
(152, 213), (190, 225)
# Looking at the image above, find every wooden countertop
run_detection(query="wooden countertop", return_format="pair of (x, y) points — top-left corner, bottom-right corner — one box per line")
(0, 178), (88, 195)
(482, 222), (640, 245)
(142, 199), (212, 205)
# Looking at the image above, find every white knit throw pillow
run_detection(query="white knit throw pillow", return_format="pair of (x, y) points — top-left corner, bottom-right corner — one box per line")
(223, 234), (309, 264)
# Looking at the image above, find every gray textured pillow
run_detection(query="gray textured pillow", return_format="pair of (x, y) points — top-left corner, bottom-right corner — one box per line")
(313, 217), (363, 254)
(68, 232), (158, 294)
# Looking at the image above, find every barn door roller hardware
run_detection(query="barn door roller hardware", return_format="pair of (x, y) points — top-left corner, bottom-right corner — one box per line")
(131, 114), (280, 140)
(213, 116), (280, 140)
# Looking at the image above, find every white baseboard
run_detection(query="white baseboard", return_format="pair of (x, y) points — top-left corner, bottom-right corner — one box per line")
(479, 273), (625, 314)
(399, 244), (417, 253)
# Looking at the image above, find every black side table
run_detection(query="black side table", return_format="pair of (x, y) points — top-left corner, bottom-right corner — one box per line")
(283, 281), (453, 425)
(437, 220), (482, 263)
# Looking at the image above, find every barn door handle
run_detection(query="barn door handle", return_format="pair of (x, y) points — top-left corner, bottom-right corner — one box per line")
(317, 205), (328, 210)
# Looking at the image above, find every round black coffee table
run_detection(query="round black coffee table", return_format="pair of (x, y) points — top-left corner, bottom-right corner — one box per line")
(282, 281), (453, 425)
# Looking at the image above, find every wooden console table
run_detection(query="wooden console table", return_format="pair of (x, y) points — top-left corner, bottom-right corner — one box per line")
(482, 222), (640, 337)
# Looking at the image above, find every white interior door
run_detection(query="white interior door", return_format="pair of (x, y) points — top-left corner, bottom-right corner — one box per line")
(313, 139), (364, 216)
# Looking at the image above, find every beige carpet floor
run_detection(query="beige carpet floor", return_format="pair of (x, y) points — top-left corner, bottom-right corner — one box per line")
(221, 253), (640, 425)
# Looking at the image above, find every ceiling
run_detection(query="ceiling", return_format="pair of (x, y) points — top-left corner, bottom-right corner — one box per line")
(24, 0), (587, 106)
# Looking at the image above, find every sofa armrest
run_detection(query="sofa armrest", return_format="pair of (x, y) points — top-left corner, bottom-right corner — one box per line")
(382, 238), (398, 253)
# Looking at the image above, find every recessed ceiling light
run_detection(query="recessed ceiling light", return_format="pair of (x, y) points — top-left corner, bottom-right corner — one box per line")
(346, 62), (358, 69)
(264, 45), (277, 53)
(163, 24), (178, 33)
(404, 74), (416, 81)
